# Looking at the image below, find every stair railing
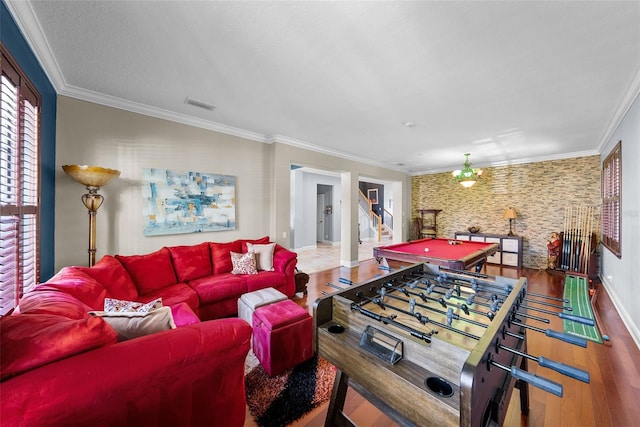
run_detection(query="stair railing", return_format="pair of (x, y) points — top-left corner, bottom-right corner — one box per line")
(358, 190), (384, 241)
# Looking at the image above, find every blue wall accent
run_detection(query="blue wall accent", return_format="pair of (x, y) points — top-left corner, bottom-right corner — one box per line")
(1, 1), (57, 280)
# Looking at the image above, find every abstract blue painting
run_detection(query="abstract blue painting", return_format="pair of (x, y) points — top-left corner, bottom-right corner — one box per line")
(142, 168), (236, 236)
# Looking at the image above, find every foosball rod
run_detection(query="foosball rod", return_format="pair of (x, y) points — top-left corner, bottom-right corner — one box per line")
(379, 287), (490, 329)
(418, 270), (568, 304)
(509, 300), (595, 326)
(416, 276), (572, 312)
(398, 278), (553, 324)
(393, 278), (496, 316)
(509, 316), (588, 347)
(494, 337), (590, 383)
(487, 354), (563, 397)
(431, 277), (588, 324)
(349, 302), (433, 343)
(355, 291), (482, 340)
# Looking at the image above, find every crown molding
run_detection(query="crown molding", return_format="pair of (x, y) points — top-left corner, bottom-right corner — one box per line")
(60, 85), (267, 143)
(268, 134), (409, 173)
(5, 0), (67, 90)
(410, 149), (600, 176)
(597, 65), (640, 153)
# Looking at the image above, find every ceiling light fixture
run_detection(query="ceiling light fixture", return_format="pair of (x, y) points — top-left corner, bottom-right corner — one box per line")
(452, 153), (483, 188)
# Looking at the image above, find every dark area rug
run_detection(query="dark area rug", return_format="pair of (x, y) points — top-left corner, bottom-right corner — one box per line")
(245, 354), (336, 427)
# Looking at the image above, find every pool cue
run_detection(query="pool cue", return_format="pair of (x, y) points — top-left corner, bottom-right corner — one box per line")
(583, 206), (591, 273)
(568, 206), (574, 270)
(588, 206), (594, 271)
(562, 207), (569, 270)
(576, 206), (584, 271)
(582, 206), (588, 270)
(562, 208), (569, 270)
(580, 206), (589, 273)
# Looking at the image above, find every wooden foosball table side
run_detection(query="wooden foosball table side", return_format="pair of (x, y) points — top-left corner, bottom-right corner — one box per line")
(313, 263), (530, 427)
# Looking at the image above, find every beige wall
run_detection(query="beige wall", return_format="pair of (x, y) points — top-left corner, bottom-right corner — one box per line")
(412, 156), (601, 269)
(55, 96), (411, 271)
(56, 96), (274, 270)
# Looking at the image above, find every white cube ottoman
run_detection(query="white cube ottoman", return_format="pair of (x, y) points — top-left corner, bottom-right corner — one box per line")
(238, 287), (287, 326)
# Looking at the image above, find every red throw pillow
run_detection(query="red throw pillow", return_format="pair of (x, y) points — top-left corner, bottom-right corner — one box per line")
(0, 314), (118, 381)
(77, 255), (138, 301)
(116, 248), (178, 295)
(168, 242), (212, 282)
(210, 240), (242, 275)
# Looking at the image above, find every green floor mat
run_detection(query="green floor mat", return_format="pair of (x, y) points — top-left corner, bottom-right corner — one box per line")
(563, 274), (602, 343)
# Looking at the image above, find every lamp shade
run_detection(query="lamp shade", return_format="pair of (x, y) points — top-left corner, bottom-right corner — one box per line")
(62, 165), (120, 187)
(503, 208), (517, 219)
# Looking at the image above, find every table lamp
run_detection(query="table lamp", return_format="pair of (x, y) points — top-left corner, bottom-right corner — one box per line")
(503, 207), (517, 236)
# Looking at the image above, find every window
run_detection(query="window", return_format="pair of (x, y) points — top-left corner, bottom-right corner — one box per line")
(0, 46), (41, 315)
(602, 141), (621, 258)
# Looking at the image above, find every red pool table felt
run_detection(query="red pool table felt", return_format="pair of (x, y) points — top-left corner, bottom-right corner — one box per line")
(373, 238), (499, 271)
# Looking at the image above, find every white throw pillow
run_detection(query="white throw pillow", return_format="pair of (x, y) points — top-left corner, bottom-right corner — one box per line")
(247, 242), (275, 271)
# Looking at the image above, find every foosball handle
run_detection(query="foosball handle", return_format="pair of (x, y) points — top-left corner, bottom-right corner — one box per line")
(558, 312), (595, 326)
(510, 367), (563, 397)
(545, 329), (588, 347)
(538, 356), (590, 383)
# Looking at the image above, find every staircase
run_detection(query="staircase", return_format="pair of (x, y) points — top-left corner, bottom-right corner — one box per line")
(358, 190), (393, 242)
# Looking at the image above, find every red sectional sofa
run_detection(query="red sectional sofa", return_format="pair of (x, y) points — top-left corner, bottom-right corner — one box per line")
(0, 237), (298, 427)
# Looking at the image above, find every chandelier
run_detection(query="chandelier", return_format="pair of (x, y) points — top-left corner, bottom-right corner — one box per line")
(452, 153), (483, 188)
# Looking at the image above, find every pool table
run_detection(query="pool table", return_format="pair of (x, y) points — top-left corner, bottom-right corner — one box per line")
(373, 237), (499, 272)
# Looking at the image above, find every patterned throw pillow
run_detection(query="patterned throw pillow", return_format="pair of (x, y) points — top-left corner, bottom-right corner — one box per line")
(89, 297), (175, 341)
(231, 251), (258, 275)
(103, 297), (162, 313)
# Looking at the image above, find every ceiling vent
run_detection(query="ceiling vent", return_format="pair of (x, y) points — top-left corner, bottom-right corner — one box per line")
(185, 97), (216, 111)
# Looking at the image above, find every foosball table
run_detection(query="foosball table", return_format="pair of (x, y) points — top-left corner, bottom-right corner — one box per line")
(313, 263), (591, 426)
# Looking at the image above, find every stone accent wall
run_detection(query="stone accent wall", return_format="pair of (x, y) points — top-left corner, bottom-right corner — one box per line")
(411, 156), (601, 269)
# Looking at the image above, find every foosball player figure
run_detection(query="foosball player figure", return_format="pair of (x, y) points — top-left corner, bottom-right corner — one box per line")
(547, 232), (561, 269)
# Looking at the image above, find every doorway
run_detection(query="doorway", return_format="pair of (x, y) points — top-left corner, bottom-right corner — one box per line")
(316, 184), (333, 243)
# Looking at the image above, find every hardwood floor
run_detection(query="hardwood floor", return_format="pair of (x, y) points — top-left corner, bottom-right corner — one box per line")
(267, 259), (640, 427)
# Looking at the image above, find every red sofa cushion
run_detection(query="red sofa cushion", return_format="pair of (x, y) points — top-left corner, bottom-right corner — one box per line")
(210, 240), (242, 275)
(116, 248), (178, 295)
(16, 290), (91, 319)
(77, 255), (138, 301)
(136, 283), (200, 312)
(38, 267), (108, 309)
(0, 314), (118, 381)
(188, 273), (247, 303)
(168, 242), (212, 282)
(243, 271), (287, 293)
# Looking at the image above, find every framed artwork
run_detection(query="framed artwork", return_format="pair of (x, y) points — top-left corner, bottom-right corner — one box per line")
(367, 188), (378, 204)
(142, 168), (236, 236)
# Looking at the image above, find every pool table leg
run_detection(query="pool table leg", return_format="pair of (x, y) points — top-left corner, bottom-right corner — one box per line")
(475, 260), (485, 273)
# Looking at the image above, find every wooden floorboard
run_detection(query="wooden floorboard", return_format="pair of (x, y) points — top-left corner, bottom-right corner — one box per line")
(245, 258), (640, 426)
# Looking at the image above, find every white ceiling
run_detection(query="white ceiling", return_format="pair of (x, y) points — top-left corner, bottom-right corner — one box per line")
(7, 0), (640, 174)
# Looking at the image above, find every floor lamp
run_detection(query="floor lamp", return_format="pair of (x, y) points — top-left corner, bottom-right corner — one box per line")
(62, 165), (120, 266)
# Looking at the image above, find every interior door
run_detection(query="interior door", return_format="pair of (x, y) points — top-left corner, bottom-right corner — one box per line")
(317, 193), (325, 243)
